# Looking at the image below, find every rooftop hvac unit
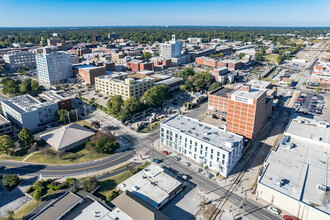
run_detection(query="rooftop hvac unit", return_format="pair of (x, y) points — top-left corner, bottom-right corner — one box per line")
(317, 184), (328, 192)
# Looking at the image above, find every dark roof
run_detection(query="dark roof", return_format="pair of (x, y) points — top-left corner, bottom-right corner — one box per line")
(112, 190), (170, 220)
(210, 87), (234, 98)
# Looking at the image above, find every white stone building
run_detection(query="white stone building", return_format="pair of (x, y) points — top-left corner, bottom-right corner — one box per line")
(3, 52), (36, 70)
(160, 114), (244, 177)
(36, 51), (73, 87)
(160, 35), (182, 58)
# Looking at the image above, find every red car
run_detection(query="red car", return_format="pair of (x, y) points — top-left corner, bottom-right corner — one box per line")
(283, 215), (297, 220)
(162, 150), (169, 155)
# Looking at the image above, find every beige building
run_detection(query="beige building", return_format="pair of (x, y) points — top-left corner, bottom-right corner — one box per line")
(95, 75), (155, 100)
(257, 116), (330, 220)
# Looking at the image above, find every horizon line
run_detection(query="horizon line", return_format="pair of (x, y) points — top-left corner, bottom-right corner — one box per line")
(0, 25), (330, 29)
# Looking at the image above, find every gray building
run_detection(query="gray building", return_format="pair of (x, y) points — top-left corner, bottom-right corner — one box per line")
(0, 114), (12, 136)
(36, 50), (73, 87)
(1, 94), (58, 131)
(3, 52), (36, 70)
(160, 35), (182, 58)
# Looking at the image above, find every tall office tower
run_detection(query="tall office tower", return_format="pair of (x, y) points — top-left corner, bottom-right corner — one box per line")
(160, 35), (182, 58)
(36, 49), (73, 87)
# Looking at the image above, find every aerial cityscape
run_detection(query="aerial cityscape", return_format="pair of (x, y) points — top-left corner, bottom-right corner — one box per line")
(0, 0), (330, 220)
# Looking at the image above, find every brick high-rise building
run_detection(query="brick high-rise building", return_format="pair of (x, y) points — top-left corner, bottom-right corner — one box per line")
(208, 84), (273, 139)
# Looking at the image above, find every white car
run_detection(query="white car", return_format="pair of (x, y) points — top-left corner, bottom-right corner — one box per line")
(181, 161), (191, 166)
(193, 167), (202, 172)
(202, 172), (212, 179)
(268, 207), (281, 215)
(177, 173), (188, 181)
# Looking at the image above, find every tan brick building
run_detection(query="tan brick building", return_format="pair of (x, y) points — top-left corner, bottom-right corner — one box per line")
(208, 85), (273, 139)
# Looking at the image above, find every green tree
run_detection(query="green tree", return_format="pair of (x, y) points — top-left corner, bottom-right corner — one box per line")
(122, 97), (141, 116)
(315, 87), (321, 93)
(177, 67), (195, 81)
(143, 51), (152, 59)
(94, 136), (119, 154)
(238, 53), (246, 59)
(208, 82), (221, 92)
(18, 128), (35, 148)
(20, 79), (32, 94)
(82, 177), (99, 192)
(2, 174), (20, 189)
(107, 95), (124, 115)
(31, 80), (41, 95)
(141, 85), (168, 107)
(0, 135), (15, 155)
(91, 121), (101, 131)
(255, 52), (263, 61)
(57, 109), (68, 123)
(33, 188), (42, 201)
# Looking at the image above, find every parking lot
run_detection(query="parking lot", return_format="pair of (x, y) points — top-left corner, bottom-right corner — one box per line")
(296, 92), (324, 115)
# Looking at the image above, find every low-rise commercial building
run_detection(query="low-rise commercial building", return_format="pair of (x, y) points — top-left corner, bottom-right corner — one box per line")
(73, 65), (106, 85)
(117, 164), (183, 209)
(95, 75), (155, 100)
(40, 123), (95, 152)
(126, 59), (153, 72)
(3, 52), (36, 70)
(41, 90), (72, 111)
(160, 115), (244, 177)
(257, 117), (330, 220)
(1, 94), (58, 131)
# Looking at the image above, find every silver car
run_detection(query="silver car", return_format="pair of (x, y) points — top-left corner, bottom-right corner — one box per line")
(181, 161), (191, 166)
(193, 167), (202, 172)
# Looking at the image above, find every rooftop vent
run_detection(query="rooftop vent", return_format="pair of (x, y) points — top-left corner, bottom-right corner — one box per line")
(317, 184), (328, 192)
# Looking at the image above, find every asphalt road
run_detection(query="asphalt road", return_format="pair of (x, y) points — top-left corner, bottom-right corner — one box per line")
(152, 150), (281, 220)
(0, 151), (133, 177)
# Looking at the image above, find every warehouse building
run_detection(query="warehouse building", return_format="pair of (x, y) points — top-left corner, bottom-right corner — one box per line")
(257, 116), (330, 220)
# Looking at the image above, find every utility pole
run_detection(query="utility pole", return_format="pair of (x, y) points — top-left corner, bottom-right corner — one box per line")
(84, 105), (87, 120)
(75, 109), (78, 122)
(67, 112), (70, 124)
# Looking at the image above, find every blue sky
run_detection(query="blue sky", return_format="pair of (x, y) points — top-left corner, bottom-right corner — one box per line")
(0, 0), (329, 27)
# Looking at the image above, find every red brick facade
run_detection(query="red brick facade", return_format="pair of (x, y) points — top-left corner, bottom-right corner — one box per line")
(74, 66), (106, 85)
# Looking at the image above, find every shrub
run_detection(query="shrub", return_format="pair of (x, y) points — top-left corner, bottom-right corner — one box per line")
(65, 178), (75, 186)
(33, 188), (42, 201)
(82, 177), (99, 192)
(2, 174), (20, 189)
(25, 186), (33, 194)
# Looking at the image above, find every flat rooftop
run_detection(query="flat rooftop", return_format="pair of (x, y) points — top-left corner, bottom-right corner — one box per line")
(259, 134), (330, 214)
(247, 80), (271, 90)
(161, 114), (243, 152)
(210, 87), (234, 98)
(230, 86), (265, 100)
(61, 197), (127, 220)
(117, 164), (182, 208)
(285, 116), (330, 145)
(1, 94), (56, 113)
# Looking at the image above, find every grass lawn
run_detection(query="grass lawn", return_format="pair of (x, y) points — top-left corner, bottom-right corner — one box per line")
(25, 145), (109, 165)
(264, 54), (279, 64)
(75, 120), (93, 130)
(0, 154), (27, 161)
(95, 162), (150, 202)
(14, 189), (58, 219)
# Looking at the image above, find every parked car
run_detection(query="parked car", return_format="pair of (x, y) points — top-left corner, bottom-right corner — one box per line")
(283, 215), (297, 220)
(46, 124), (52, 128)
(153, 159), (162, 164)
(312, 96), (318, 101)
(315, 109), (322, 114)
(0, 166), (5, 170)
(177, 173), (188, 181)
(162, 150), (169, 155)
(173, 156), (181, 161)
(181, 161), (191, 166)
(268, 207), (281, 215)
(193, 167), (202, 172)
(202, 172), (212, 179)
